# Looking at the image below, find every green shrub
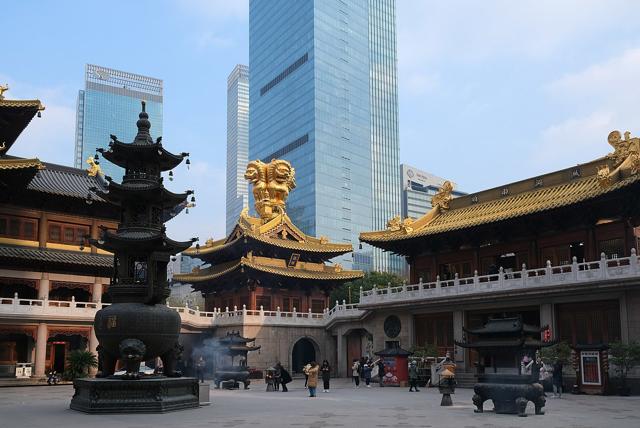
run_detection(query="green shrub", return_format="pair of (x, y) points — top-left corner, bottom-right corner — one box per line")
(65, 350), (98, 379)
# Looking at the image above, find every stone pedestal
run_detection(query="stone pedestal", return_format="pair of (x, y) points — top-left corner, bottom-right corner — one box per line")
(199, 382), (210, 406)
(70, 377), (200, 413)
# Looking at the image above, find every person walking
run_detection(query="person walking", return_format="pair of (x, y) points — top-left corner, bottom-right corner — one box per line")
(377, 359), (385, 387)
(276, 362), (291, 392)
(304, 361), (319, 397)
(531, 356), (542, 384)
(351, 359), (361, 388)
(320, 360), (331, 393)
(303, 363), (311, 388)
(408, 360), (420, 392)
(363, 362), (372, 387)
(195, 356), (206, 383)
(552, 360), (563, 398)
(274, 364), (281, 391)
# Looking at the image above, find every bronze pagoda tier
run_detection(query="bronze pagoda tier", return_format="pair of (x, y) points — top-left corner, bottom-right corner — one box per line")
(174, 159), (363, 311)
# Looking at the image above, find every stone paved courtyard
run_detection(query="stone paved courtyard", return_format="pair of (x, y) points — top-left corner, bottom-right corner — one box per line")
(1, 378), (639, 428)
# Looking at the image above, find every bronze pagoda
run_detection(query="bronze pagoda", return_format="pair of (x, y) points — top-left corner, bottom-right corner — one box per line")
(70, 102), (200, 413)
(212, 331), (261, 389)
(455, 317), (552, 417)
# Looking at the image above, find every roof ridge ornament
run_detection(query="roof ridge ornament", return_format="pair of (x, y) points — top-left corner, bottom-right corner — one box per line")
(0, 84), (8, 100)
(599, 130), (640, 187)
(386, 180), (454, 234)
(245, 158), (296, 223)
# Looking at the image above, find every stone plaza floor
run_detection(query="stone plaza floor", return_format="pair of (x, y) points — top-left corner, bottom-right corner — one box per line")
(1, 378), (639, 428)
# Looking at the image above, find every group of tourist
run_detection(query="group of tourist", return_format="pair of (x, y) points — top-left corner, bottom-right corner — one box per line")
(301, 360), (331, 397)
(521, 354), (564, 398)
(351, 357), (385, 388)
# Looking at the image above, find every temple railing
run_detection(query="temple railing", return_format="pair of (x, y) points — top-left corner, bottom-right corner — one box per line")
(359, 250), (640, 306)
(0, 295), (363, 329)
(0, 295), (106, 321)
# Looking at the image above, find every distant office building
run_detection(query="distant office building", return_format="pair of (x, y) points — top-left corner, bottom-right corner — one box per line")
(249, 0), (401, 273)
(226, 64), (250, 234)
(74, 64), (163, 178)
(401, 164), (466, 219)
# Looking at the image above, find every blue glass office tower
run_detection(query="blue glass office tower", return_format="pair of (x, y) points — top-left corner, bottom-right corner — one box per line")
(226, 65), (250, 234)
(74, 64), (163, 179)
(249, 0), (401, 273)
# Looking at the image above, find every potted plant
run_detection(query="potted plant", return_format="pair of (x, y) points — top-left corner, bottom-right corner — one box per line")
(65, 350), (98, 380)
(609, 341), (640, 396)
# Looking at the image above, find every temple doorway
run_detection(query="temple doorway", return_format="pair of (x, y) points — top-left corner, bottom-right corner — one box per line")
(292, 338), (316, 373)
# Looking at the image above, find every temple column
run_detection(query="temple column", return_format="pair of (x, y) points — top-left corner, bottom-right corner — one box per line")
(89, 327), (99, 375)
(34, 323), (48, 377)
(453, 310), (465, 365)
(336, 330), (348, 378)
(38, 212), (47, 249)
(92, 278), (103, 303)
(38, 272), (50, 300)
(540, 303), (554, 338)
(90, 220), (99, 254)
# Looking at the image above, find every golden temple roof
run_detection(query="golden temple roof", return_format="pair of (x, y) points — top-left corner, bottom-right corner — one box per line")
(173, 255), (363, 283)
(175, 158), (362, 290)
(0, 157), (43, 170)
(361, 130), (640, 243)
(183, 209), (353, 257)
(0, 99), (45, 110)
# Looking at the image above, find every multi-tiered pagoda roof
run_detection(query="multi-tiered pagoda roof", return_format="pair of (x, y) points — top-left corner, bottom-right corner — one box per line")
(174, 159), (363, 295)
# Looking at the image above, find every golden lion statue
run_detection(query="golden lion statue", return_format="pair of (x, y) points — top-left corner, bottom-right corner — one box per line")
(244, 158), (297, 222)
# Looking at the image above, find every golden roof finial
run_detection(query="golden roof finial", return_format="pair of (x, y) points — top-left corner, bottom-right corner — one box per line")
(603, 130), (640, 183)
(0, 84), (9, 100)
(86, 156), (103, 177)
(245, 158), (296, 223)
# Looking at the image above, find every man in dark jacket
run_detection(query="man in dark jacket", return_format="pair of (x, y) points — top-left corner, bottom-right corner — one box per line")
(377, 359), (385, 387)
(276, 362), (291, 392)
(552, 361), (563, 398)
(409, 360), (420, 392)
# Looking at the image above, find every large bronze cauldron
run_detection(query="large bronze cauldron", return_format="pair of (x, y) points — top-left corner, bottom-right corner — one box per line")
(214, 366), (251, 390)
(473, 374), (545, 417)
(95, 303), (182, 378)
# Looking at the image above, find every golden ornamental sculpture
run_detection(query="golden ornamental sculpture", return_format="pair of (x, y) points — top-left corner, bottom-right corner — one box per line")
(0, 84), (8, 100)
(385, 180), (455, 235)
(86, 156), (103, 177)
(598, 130), (640, 187)
(431, 180), (454, 210)
(244, 158), (296, 222)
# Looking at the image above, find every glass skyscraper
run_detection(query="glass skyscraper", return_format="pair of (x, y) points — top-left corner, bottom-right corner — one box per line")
(74, 64), (163, 179)
(249, 0), (401, 273)
(226, 64), (250, 234)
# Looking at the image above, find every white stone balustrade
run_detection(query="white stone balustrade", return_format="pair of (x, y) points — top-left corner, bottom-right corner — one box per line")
(2, 252), (638, 328)
(359, 250), (640, 306)
(0, 296), (363, 329)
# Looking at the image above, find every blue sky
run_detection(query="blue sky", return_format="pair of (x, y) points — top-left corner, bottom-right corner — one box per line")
(3, 0), (640, 242)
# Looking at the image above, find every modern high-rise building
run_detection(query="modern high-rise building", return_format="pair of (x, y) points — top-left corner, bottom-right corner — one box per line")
(401, 164), (466, 219)
(226, 64), (250, 234)
(249, 0), (401, 273)
(74, 64), (163, 178)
